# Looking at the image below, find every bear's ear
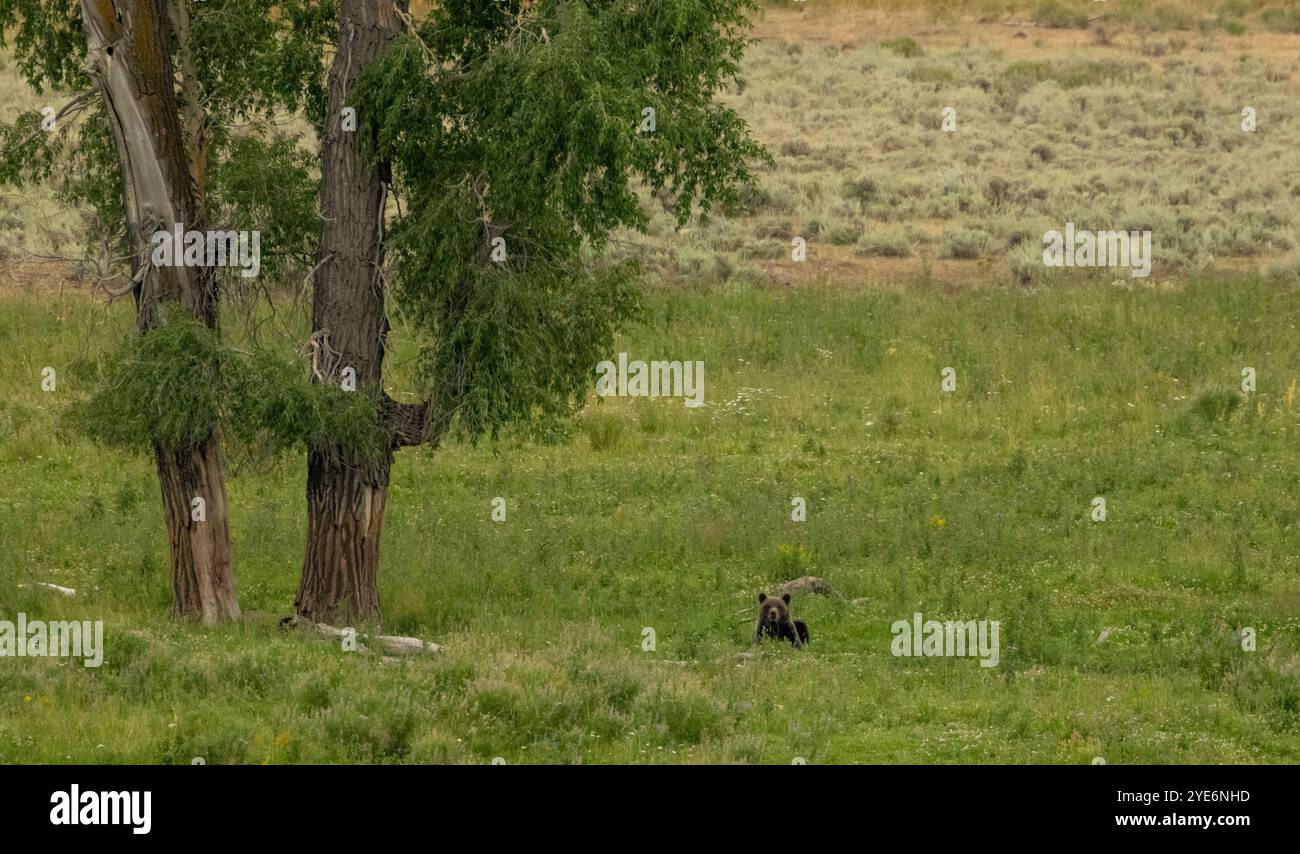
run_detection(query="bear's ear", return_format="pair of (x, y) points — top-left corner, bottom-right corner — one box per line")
(758, 592), (767, 603)
(782, 593), (791, 604)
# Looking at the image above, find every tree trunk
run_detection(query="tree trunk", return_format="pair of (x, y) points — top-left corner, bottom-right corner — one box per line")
(296, 0), (408, 625)
(296, 446), (392, 624)
(156, 435), (240, 623)
(80, 0), (239, 623)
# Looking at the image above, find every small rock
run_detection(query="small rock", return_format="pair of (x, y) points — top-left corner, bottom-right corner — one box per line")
(778, 576), (832, 598)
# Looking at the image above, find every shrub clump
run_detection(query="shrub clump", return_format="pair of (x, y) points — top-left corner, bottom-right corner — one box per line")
(881, 37), (924, 59)
(1032, 0), (1090, 29)
(939, 228), (991, 259)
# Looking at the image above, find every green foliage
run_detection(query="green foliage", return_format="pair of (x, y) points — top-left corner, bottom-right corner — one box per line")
(857, 227), (912, 258)
(1259, 7), (1300, 33)
(0, 1), (335, 271)
(1031, 0), (1090, 29)
(1220, 18), (1247, 35)
(841, 176), (879, 213)
(906, 63), (955, 85)
(69, 312), (225, 448)
(413, 260), (643, 440)
(1002, 59), (1145, 92)
(224, 350), (389, 462)
(0, 0), (88, 93)
(68, 311), (386, 460)
(880, 37), (924, 58)
(186, 0), (337, 130)
(938, 227), (991, 259)
(209, 133), (319, 280)
(581, 412), (623, 451)
(1188, 389), (1242, 424)
(351, 0), (768, 438)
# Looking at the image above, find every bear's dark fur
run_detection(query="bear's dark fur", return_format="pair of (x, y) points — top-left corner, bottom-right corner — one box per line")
(752, 592), (809, 647)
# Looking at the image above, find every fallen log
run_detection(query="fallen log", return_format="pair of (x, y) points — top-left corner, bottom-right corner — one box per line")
(18, 582), (77, 597)
(282, 617), (444, 655)
(369, 632), (443, 656)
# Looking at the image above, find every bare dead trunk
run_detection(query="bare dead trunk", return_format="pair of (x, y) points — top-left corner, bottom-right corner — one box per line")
(296, 0), (408, 625)
(80, 0), (238, 622)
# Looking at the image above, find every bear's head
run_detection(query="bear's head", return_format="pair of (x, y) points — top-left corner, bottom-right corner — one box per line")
(757, 592), (791, 627)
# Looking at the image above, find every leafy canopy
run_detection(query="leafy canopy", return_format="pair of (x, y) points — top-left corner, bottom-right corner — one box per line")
(352, 0), (767, 437)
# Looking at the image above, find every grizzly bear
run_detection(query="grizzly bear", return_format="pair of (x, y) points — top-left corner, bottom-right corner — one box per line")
(752, 592), (809, 647)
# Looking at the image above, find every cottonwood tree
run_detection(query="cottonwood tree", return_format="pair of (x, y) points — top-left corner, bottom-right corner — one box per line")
(295, 0), (766, 623)
(0, 0), (331, 622)
(80, 0), (244, 623)
(0, 0), (765, 627)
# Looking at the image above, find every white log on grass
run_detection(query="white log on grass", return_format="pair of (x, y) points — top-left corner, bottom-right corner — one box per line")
(17, 582), (77, 597)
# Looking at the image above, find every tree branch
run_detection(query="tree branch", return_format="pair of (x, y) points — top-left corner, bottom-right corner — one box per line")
(381, 392), (459, 449)
(3, 89), (97, 156)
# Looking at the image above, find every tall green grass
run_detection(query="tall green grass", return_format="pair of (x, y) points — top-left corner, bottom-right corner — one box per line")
(1, 276), (1298, 763)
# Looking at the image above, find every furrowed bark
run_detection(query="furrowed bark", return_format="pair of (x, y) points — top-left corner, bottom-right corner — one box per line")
(156, 436), (239, 622)
(80, 0), (239, 624)
(295, 0), (409, 626)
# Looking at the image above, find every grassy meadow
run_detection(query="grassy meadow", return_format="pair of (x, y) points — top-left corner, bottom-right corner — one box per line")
(3, 276), (1299, 763)
(2, 2), (1300, 763)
